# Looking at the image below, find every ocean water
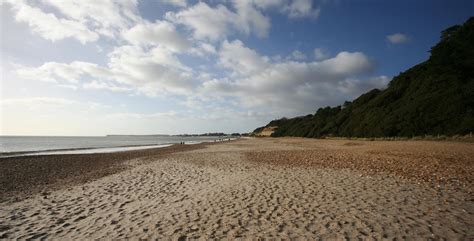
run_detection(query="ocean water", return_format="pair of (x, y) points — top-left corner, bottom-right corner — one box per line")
(0, 135), (229, 156)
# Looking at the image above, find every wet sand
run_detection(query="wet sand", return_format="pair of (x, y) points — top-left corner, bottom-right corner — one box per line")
(1, 138), (473, 239)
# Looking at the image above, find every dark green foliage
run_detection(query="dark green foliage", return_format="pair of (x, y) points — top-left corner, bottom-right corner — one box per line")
(255, 17), (474, 138)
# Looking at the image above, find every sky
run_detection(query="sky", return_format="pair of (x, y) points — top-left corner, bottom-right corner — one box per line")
(0, 0), (473, 136)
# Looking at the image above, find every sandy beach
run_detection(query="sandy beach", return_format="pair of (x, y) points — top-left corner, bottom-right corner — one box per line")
(1, 138), (473, 239)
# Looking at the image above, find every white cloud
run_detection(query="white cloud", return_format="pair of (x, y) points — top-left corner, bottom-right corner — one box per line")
(4, 0), (140, 43)
(290, 50), (306, 60)
(4, 0), (321, 47)
(106, 111), (181, 120)
(248, 0), (285, 9)
(219, 40), (269, 75)
(314, 48), (327, 60)
(17, 62), (90, 83)
(42, 0), (140, 37)
(15, 45), (195, 97)
(166, 2), (236, 41)
(109, 46), (193, 96)
(0, 97), (79, 108)
(189, 42), (217, 56)
(108, 44), (191, 74)
(14, 38), (382, 118)
(6, 0), (99, 44)
(166, 2), (270, 41)
(387, 33), (409, 44)
(166, 0), (321, 42)
(283, 0), (320, 18)
(56, 84), (79, 90)
(160, 0), (187, 7)
(318, 52), (374, 76)
(203, 42), (381, 116)
(83, 80), (131, 92)
(122, 20), (191, 52)
(232, 0), (271, 38)
(237, 0), (321, 19)
(199, 43), (217, 55)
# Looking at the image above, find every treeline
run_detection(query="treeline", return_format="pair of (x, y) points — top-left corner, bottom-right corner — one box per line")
(257, 17), (474, 138)
(175, 133), (244, 137)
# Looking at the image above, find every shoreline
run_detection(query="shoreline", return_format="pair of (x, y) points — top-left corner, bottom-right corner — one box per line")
(0, 138), (237, 158)
(0, 144), (172, 158)
(0, 142), (211, 203)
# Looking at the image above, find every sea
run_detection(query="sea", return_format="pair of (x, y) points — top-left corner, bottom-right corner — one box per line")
(0, 135), (231, 157)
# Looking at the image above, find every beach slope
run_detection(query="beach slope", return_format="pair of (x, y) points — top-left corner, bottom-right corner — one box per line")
(1, 138), (473, 239)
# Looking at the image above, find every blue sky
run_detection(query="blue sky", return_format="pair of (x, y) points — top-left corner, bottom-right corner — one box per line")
(1, 0), (472, 135)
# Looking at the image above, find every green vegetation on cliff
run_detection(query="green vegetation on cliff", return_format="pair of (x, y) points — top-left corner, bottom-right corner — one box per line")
(256, 17), (474, 138)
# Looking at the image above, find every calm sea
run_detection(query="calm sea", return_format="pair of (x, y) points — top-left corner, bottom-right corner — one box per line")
(0, 135), (229, 156)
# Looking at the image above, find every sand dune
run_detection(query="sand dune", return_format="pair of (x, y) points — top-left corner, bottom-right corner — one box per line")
(1, 138), (473, 239)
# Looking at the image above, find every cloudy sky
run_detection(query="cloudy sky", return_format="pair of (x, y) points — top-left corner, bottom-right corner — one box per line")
(0, 0), (472, 135)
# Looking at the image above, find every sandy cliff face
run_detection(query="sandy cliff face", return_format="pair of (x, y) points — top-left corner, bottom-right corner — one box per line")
(254, 126), (277, 136)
